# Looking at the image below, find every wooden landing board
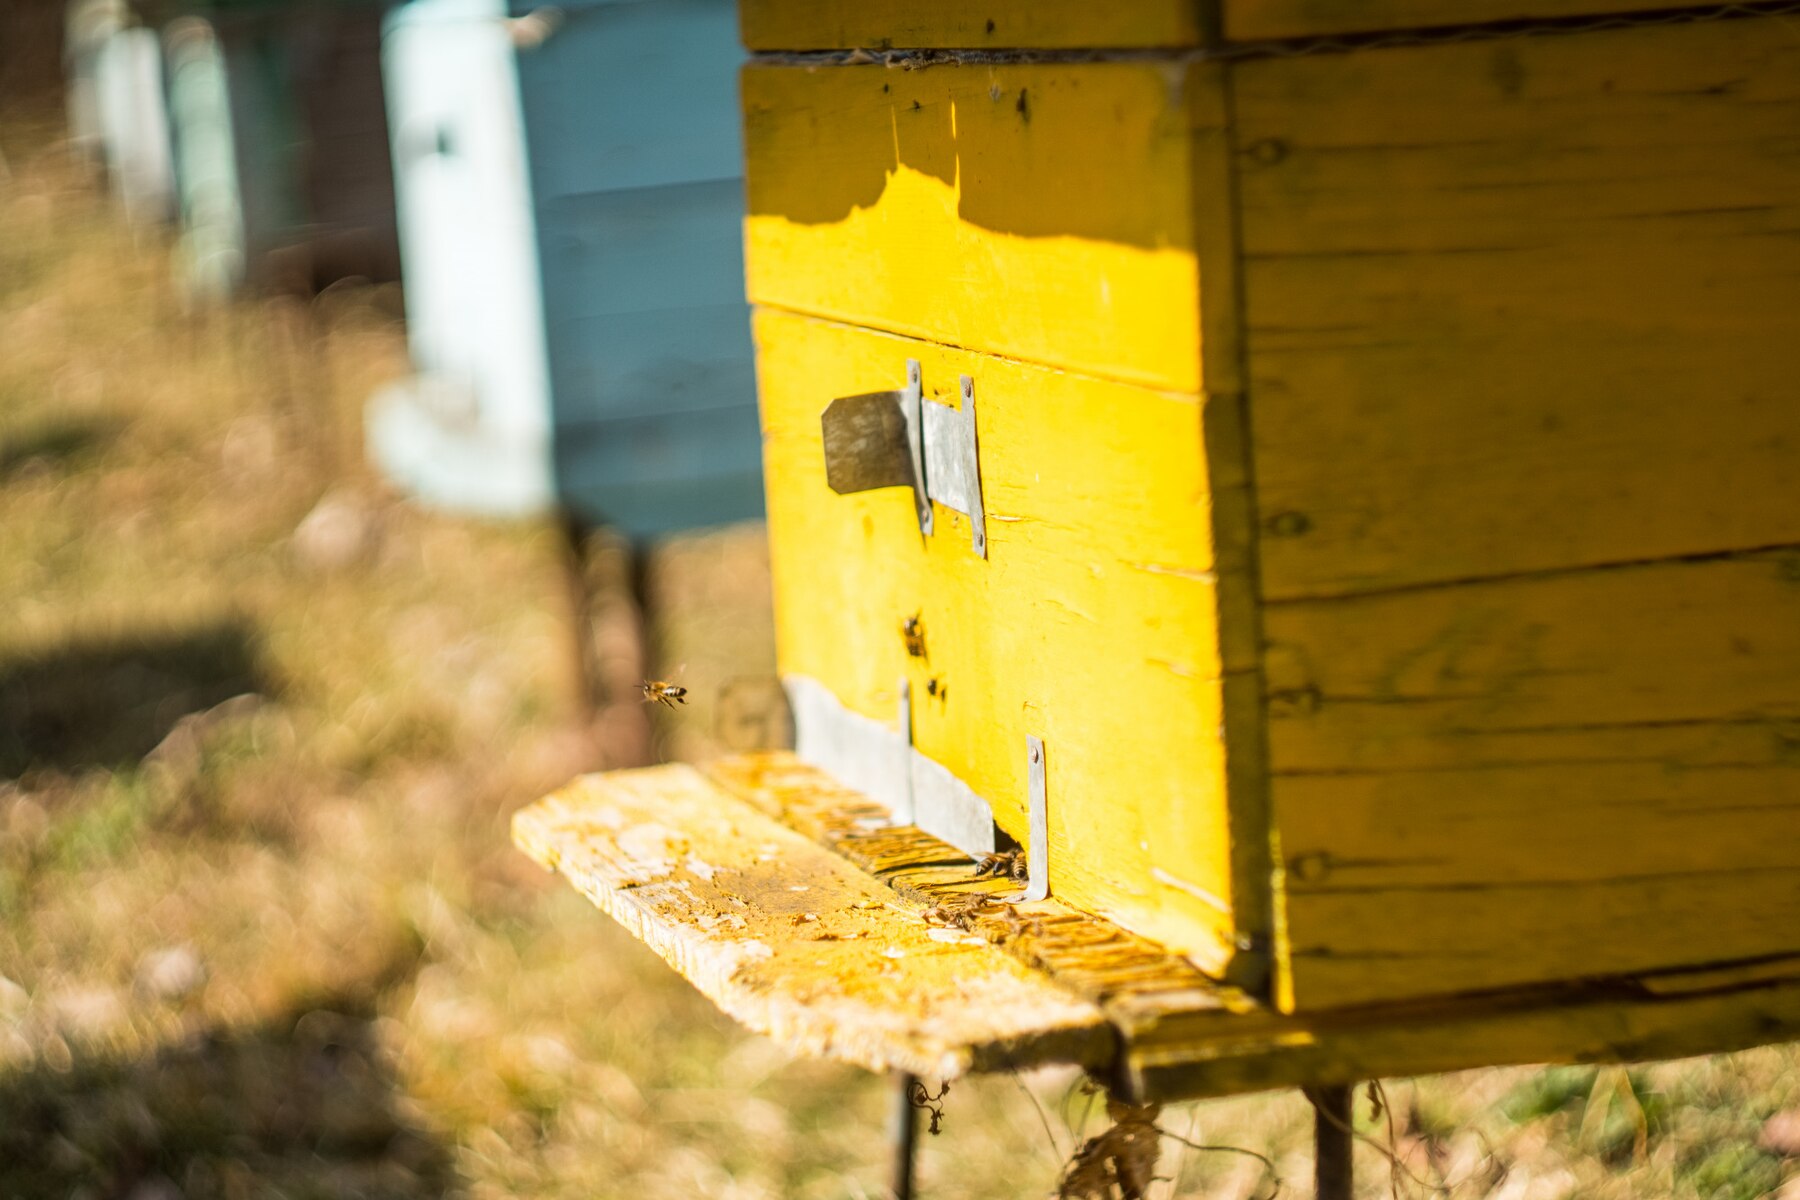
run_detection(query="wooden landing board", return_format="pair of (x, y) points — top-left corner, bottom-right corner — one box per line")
(511, 764), (1110, 1079)
(524, 755), (1800, 1102)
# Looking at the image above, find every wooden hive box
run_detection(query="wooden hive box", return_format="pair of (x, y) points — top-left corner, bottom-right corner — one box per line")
(368, 0), (765, 537)
(742, 1), (1800, 1017)
(517, 0), (1800, 1103)
(158, 0), (400, 299)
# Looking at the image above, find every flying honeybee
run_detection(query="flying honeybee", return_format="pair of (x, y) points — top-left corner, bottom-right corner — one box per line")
(641, 679), (689, 709)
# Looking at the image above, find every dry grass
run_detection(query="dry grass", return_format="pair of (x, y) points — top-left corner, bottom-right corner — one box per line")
(1, 104), (1797, 1200)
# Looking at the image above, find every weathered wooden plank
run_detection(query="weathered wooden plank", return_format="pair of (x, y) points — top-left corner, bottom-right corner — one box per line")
(1125, 969), (1800, 1102)
(743, 61), (1217, 394)
(1265, 550), (1800, 761)
(524, 754), (1800, 1103)
(1222, 0), (1706, 41)
(1280, 874), (1800, 1010)
(1233, 17), (1800, 600)
(704, 753), (1244, 1013)
(1261, 550), (1800, 1010)
(739, 1), (1206, 51)
(754, 307), (1265, 977)
(511, 764), (1110, 1078)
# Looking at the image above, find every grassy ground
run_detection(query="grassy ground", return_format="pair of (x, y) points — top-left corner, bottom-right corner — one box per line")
(2, 105), (1798, 1200)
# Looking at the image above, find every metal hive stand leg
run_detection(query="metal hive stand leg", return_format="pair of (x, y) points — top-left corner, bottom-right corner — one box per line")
(1308, 1084), (1355, 1200)
(889, 1071), (920, 1200)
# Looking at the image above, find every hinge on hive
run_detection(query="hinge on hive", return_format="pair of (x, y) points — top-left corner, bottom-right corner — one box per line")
(821, 358), (988, 558)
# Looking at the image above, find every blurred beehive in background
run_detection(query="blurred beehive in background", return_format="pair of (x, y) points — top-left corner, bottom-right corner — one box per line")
(63, 0), (123, 168)
(148, 0), (400, 300)
(367, 0), (762, 539)
(66, 0), (177, 223)
(520, 0), (1800, 1124)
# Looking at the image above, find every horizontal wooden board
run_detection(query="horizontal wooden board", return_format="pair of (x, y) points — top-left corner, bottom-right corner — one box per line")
(1126, 966), (1800, 1102)
(512, 764), (1110, 1078)
(755, 307), (1262, 973)
(1262, 550), (1800, 1010)
(1234, 16), (1800, 600)
(528, 754), (1800, 1100)
(741, 0), (1205, 49)
(1223, 0), (1705, 41)
(743, 61), (1216, 393)
(704, 753), (1251, 1011)
(704, 755), (1800, 1100)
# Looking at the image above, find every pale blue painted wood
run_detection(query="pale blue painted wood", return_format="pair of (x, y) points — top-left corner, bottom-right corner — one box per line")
(373, 0), (554, 516)
(163, 18), (246, 295)
(371, 0), (761, 539)
(519, 0), (761, 537)
(160, 6), (398, 299)
(94, 25), (176, 226)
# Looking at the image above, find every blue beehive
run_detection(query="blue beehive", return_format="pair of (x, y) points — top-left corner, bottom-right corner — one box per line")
(89, 16), (177, 225)
(368, 0), (761, 539)
(159, 1), (400, 299)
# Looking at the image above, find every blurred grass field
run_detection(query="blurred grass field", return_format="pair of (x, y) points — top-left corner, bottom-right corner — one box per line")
(2, 105), (1799, 1200)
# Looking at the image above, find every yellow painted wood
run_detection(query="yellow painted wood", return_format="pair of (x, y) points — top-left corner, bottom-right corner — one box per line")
(743, 61), (1219, 394)
(524, 753), (1800, 1102)
(1233, 17), (1800, 600)
(512, 764), (1110, 1078)
(1262, 550), (1800, 1009)
(741, 0), (1205, 50)
(705, 755), (1800, 1098)
(1223, 0), (1704, 40)
(1125, 969), (1800, 1102)
(756, 305), (1266, 975)
(706, 753), (1245, 1013)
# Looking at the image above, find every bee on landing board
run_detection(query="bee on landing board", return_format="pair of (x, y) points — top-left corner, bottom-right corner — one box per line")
(972, 848), (1027, 884)
(641, 680), (688, 709)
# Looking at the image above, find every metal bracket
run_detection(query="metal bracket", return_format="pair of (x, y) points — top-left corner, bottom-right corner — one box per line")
(1022, 736), (1049, 902)
(893, 677), (915, 825)
(821, 360), (988, 558)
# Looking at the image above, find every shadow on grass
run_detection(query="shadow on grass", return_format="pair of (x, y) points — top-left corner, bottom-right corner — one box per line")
(0, 622), (275, 778)
(0, 980), (455, 1198)
(0, 414), (117, 482)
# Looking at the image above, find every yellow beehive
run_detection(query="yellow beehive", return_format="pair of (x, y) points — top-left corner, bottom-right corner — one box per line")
(516, 0), (1800, 1102)
(741, 2), (1800, 1017)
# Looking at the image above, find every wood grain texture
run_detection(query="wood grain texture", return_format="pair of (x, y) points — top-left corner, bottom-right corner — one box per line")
(755, 306), (1266, 976)
(740, 0), (1205, 50)
(1233, 17), (1800, 601)
(511, 763), (1110, 1078)
(526, 754), (1800, 1100)
(1223, 0), (1705, 41)
(743, 61), (1217, 393)
(1126, 967), (1800, 1102)
(703, 754), (1800, 1100)
(704, 753), (1248, 1017)
(1263, 549), (1800, 1009)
